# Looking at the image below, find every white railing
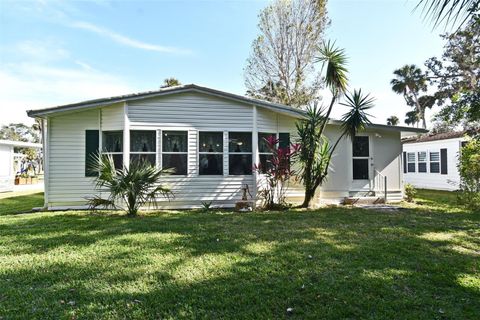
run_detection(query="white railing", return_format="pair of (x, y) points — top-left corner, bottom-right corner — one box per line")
(374, 169), (387, 203)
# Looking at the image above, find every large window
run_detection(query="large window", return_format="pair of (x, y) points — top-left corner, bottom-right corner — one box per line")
(103, 131), (123, 169)
(430, 151), (440, 173)
(407, 152), (416, 173)
(162, 131), (188, 175)
(229, 132), (252, 175)
(199, 132), (223, 175)
(352, 136), (369, 180)
(258, 132), (275, 174)
(418, 151), (427, 173)
(85, 130), (99, 177)
(130, 130), (156, 166)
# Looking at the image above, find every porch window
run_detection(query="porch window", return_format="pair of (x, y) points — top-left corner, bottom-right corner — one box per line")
(229, 132), (252, 175)
(352, 136), (369, 180)
(407, 152), (416, 173)
(430, 151), (440, 173)
(258, 132), (275, 174)
(102, 131), (123, 169)
(130, 130), (156, 167)
(162, 131), (188, 175)
(199, 132), (223, 175)
(418, 151), (427, 173)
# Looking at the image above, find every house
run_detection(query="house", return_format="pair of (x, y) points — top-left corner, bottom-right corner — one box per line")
(0, 140), (42, 192)
(402, 131), (468, 191)
(27, 84), (426, 209)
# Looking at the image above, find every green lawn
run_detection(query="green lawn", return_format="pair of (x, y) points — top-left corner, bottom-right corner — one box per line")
(0, 190), (478, 319)
(0, 192), (44, 215)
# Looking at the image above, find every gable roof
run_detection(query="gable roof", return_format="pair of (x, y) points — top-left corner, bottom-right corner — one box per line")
(26, 84), (305, 119)
(402, 131), (466, 144)
(26, 83), (427, 134)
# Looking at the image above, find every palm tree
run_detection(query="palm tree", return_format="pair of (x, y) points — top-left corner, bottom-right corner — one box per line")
(386, 116), (399, 126)
(391, 64), (428, 128)
(87, 154), (173, 216)
(405, 111), (420, 127)
(295, 41), (373, 208)
(416, 0), (479, 28)
(161, 77), (181, 88)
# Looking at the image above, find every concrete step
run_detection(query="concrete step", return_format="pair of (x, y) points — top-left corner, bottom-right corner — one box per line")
(344, 196), (385, 205)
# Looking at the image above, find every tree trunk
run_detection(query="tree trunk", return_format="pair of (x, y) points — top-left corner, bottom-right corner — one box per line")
(300, 189), (315, 208)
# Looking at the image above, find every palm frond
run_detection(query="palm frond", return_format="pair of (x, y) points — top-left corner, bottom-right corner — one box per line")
(339, 89), (375, 140)
(316, 40), (349, 97)
(416, 0), (479, 28)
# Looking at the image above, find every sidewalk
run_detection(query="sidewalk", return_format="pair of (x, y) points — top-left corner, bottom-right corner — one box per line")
(0, 182), (44, 199)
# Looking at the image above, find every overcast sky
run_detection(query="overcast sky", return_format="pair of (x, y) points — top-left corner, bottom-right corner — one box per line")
(0, 0), (450, 127)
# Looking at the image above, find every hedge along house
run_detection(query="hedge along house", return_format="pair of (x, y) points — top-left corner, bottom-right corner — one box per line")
(27, 84), (426, 209)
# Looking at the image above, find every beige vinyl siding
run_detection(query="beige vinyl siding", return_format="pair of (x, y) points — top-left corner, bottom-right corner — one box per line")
(101, 103), (124, 130)
(257, 109), (278, 132)
(48, 109), (99, 206)
(128, 92), (253, 130)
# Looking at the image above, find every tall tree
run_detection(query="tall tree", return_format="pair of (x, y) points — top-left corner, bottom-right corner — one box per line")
(161, 78), (181, 88)
(426, 15), (479, 128)
(0, 123), (40, 143)
(416, 0), (479, 28)
(391, 64), (430, 128)
(405, 111), (420, 127)
(386, 116), (399, 126)
(295, 42), (373, 208)
(244, 0), (328, 107)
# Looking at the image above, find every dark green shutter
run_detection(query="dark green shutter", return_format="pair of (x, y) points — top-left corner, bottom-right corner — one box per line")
(279, 133), (290, 149)
(403, 152), (407, 173)
(440, 148), (448, 175)
(85, 130), (99, 177)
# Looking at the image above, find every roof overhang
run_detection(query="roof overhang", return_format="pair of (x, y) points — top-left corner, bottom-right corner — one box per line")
(328, 119), (428, 135)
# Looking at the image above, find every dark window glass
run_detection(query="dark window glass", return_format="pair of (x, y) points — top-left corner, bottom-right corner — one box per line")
(430, 162), (440, 173)
(229, 154), (252, 175)
(85, 130), (99, 177)
(259, 154), (273, 174)
(103, 131), (123, 152)
(229, 132), (252, 152)
(353, 159), (369, 180)
(199, 154), (223, 175)
(441, 148), (448, 174)
(163, 131), (187, 152)
(131, 131), (156, 152)
(258, 133), (275, 153)
(408, 163), (416, 173)
(130, 154), (156, 167)
(199, 132), (223, 153)
(418, 163), (427, 172)
(111, 154), (123, 170)
(279, 133), (290, 149)
(163, 154), (187, 175)
(352, 136), (369, 157)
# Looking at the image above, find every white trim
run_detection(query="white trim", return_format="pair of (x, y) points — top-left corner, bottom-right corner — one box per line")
(43, 118), (49, 207)
(123, 102), (130, 168)
(252, 105), (258, 199)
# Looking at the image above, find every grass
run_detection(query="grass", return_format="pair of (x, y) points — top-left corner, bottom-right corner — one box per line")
(0, 190), (478, 319)
(0, 192), (44, 215)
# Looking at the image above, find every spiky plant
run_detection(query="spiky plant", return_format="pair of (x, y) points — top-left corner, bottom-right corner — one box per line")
(87, 154), (173, 216)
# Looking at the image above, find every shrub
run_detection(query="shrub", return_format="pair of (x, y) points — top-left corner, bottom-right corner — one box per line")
(404, 183), (416, 202)
(457, 139), (480, 209)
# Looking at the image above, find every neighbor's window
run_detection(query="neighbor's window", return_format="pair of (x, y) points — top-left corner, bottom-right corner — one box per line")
(199, 132), (223, 175)
(418, 151), (427, 173)
(258, 132), (275, 174)
(407, 152), (416, 173)
(229, 132), (252, 175)
(162, 131), (188, 175)
(102, 131), (123, 169)
(430, 151), (440, 173)
(130, 130), (156, 166)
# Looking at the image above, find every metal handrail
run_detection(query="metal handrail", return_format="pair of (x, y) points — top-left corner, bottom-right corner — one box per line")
(374, 169), (387, 203)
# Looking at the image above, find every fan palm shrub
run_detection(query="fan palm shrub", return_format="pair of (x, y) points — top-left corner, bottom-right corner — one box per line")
(87, 154), (173, 216)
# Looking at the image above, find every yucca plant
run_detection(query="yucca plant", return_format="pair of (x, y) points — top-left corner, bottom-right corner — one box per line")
(87, 154), (173, 216)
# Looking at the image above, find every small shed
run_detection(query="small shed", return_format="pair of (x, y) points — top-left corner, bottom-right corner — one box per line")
(0, 140), (42, 192)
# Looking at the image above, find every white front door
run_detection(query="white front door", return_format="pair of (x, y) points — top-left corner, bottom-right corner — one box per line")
(351, 135), (372, 191)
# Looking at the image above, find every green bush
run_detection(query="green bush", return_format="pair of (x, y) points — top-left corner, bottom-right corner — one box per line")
(457, 139), (480, 210)
(404, 183), (416, 202)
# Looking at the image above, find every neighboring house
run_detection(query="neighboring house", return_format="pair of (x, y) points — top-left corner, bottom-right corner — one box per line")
(27, 84), (426, 209)
(402, 131), (468, 191)
(0, 140), (42, 192)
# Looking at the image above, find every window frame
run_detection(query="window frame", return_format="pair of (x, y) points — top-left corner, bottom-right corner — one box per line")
(130, 129), (157, 167)
(407, 152), (416, 173)
(198, 131), (224, 176)
(352, 135), (370, 180)
(258, 132), (276, 174)
(429, 151), (440, 173)
(102, 130), (123, 170)
(228, 131), (253, 176)
(161, 130), (189, 176)
(417, 151), (427, 173)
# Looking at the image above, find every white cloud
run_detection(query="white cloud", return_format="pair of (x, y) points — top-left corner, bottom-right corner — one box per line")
(70, 21), (191, 55)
